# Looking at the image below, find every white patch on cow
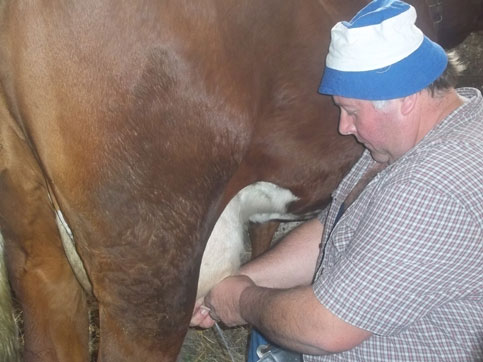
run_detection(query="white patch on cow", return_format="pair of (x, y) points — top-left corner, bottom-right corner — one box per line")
(55, 211), (92, 294)
(196, 181), (299, 299)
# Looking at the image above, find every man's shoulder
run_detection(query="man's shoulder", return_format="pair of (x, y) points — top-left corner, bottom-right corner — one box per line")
(388, 140), (482, 196)
(391, 87), (483, 193)
(379, 134), (483, 226)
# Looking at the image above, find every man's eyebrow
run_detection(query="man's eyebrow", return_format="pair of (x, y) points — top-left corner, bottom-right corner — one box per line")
(338, 103), (356, 111)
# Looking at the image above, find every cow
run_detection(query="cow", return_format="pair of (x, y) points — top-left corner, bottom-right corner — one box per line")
(0, 0), (451, 361)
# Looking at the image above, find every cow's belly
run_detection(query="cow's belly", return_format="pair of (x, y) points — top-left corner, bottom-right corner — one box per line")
(55, 182), (300, 300)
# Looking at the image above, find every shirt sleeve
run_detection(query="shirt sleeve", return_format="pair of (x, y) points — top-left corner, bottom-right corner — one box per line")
(313, 180), (481, 336)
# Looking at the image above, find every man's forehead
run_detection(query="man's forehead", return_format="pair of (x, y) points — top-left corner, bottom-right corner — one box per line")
(333, 96), (367, 108)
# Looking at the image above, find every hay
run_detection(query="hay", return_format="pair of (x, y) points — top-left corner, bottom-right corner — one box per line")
(179, 325), (250, 362)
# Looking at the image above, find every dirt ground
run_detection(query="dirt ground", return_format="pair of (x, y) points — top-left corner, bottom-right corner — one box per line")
(178, 30), (483, 362)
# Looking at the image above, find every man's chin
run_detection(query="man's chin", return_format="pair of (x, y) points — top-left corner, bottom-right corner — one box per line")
(369, 150), (391, 164)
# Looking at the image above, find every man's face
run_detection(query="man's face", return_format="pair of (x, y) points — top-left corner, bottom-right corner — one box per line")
(333, 95), (413, 164)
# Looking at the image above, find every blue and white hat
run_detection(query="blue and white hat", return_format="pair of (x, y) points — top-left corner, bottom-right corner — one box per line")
(319, 0), (447, 100)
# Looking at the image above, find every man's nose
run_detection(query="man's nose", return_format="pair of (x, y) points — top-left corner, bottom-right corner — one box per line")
(338, 114), (355, 136)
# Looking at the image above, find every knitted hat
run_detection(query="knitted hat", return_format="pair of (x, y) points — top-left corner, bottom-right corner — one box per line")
(319, 0), (447, 100)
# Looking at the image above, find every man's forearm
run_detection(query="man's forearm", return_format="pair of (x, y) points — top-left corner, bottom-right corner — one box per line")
(239, 218), (324, 289)
(239, 285), (332, 355)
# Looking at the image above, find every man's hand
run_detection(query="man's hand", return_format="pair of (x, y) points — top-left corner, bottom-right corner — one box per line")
(204, 275), (256, 327)
(190, 297), (216, 328)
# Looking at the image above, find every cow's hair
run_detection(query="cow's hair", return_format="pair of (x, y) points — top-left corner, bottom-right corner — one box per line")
(428, 50), (466, 96)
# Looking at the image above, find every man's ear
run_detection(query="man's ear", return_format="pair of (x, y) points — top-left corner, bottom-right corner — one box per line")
(400, 93), (417, 115)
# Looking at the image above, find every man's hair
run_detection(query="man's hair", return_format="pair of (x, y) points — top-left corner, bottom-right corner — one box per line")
(372, 100), (389, 110)
(372, 51), (466, 110)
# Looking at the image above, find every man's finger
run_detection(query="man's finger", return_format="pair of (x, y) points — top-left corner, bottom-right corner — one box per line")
(190, 305), (210, 326)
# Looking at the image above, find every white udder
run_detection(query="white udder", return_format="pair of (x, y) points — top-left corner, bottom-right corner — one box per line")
(196, 181), (299, 299)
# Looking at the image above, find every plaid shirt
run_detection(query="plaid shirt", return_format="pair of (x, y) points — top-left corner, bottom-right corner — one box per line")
(305, 88), (483, 361)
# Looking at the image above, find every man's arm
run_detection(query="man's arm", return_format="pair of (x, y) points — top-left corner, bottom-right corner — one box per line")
(239, 285), (371, 354)
(204, 276), (371, 355)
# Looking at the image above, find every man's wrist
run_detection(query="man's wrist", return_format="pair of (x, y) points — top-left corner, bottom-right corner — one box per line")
(239, 284), (265, 326)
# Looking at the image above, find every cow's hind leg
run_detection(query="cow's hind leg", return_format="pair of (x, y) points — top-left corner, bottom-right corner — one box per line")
(0, 122), (89, 362)
(85, 234), (197, 362)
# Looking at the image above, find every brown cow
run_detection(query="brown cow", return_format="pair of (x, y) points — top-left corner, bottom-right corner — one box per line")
(0, 0), (444, 361)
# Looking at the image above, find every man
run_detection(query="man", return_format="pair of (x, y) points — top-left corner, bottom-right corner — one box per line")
(191, 0), (483, 360)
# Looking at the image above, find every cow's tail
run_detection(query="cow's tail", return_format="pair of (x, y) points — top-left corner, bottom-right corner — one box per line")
(0, 232), (20, 362)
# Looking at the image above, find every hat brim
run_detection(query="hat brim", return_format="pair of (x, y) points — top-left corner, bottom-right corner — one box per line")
(318, 37), (448, 100)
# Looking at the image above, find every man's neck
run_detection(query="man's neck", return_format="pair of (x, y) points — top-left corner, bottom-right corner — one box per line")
(344, 161), (388, 208)
(420, 88), (464, 134)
